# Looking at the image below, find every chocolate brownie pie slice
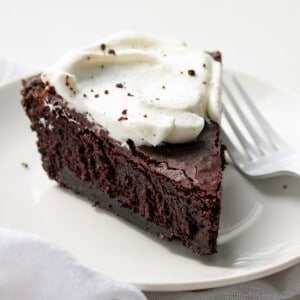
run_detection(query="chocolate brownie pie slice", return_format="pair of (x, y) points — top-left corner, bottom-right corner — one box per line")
(21, 32), (224, 255)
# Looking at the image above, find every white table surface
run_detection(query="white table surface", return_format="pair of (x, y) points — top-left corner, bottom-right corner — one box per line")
(1, 0), (299, 298)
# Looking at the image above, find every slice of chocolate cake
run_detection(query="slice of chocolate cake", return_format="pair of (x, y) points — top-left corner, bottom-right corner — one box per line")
(21, 32), (224, 255)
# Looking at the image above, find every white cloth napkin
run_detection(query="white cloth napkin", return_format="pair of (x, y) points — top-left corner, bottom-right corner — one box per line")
(0, 228), (145, 300)
(0, 58), (299, 300)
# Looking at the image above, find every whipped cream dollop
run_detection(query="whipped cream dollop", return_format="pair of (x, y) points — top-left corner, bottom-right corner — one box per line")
(41, 32), (222, 146)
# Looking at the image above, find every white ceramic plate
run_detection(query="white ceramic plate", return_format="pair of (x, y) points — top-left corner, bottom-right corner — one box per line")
(0, 72), (299, 292)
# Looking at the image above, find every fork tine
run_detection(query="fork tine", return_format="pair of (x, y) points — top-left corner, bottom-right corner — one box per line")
(223, 83), (272, 155)
(221, 129), (245, 169)
(222, 105), (257, 160)
(231, 76), (287, 149)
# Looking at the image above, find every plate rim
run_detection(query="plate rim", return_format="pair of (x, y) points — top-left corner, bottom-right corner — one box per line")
(136, 257), (300, 291)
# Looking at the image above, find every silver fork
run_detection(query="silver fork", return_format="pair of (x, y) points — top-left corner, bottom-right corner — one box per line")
(221, 76), (300, 178)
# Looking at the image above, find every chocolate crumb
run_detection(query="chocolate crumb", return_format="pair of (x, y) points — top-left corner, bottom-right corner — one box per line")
(122, 109), (127, 115)
(203, 63), (206, 68)
(101, 65), (104, 69)
(118, 116), (128, 121)
(100, 43), (106, 51)
(127, 92), (134, 97)
(116, 83), (123, 88)
(143, 114), (147, 118)
(65, 75), (70, 86)
(283, 184), (288, 189)
(155, 97), (160, 100)
(180, 71), (183, 74)
(162, 85), (166, 89)
(83, 94), (87, 98)
(108, 49), (116, 55)
(90, 89), (94, 92)
(21, 162), (29, 169)
(202, 81), (207, 84)
(87, 56), (90, 60)
(104, 90), (109, 94)
(188, 69), (196, 76)
(94, 94), (99, 98)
